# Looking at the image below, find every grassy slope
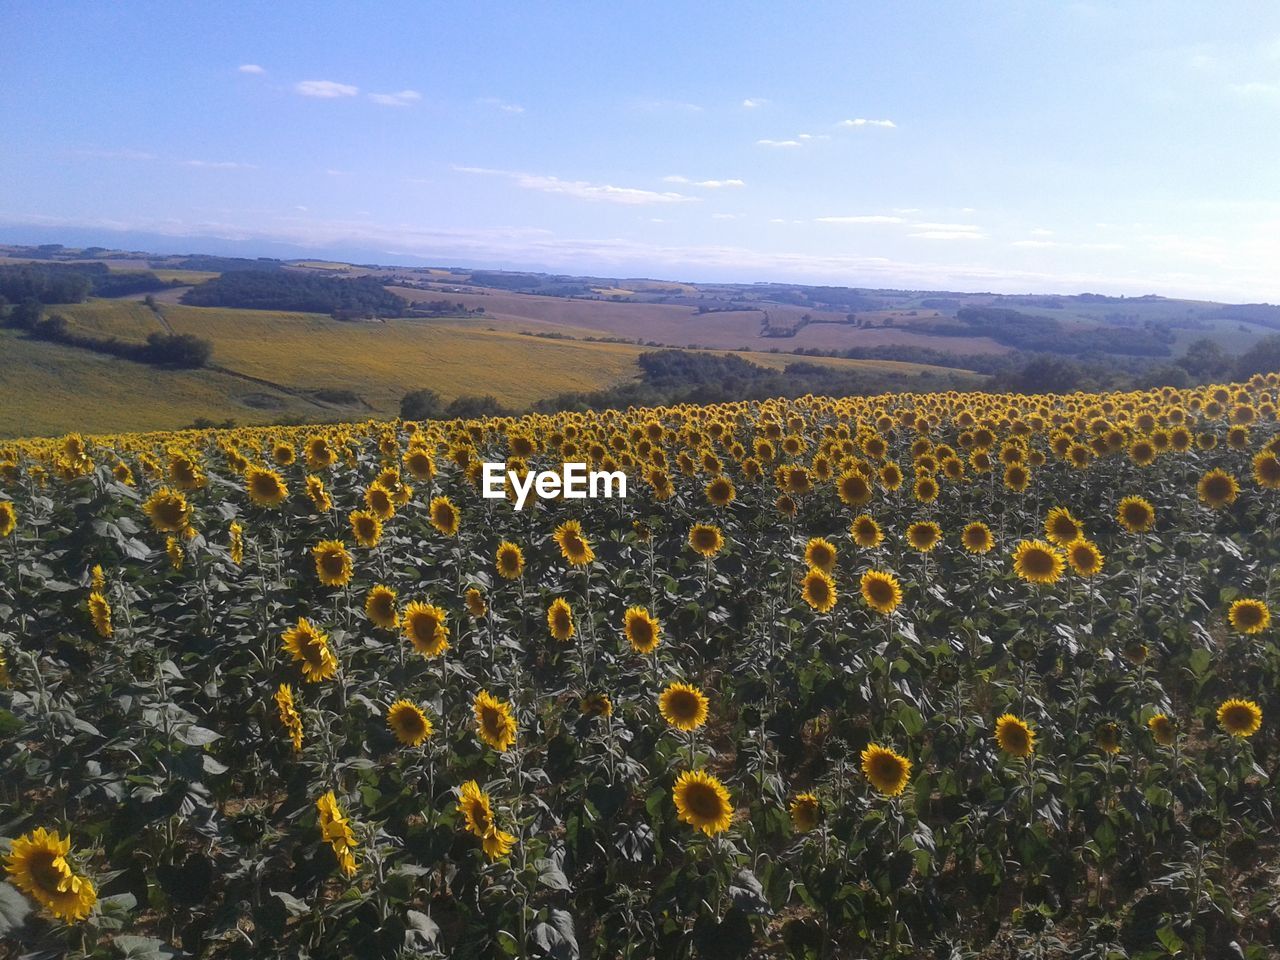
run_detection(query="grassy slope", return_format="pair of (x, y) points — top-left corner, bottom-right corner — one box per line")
(0, 301), (980, 437)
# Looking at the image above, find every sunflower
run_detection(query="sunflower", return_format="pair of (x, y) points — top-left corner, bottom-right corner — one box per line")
(1066, 539), (1104, 577)
(1129, 439), (1157, 467)
(1095, 721), (1122, 755)
(474, 689), (518, 751)
(316, 791), (358, 877)
(624, 606), (662, 653)
(465, 587), (487, 619)
(0, 501), (16, 538)
(860, 744), (912, 796)
(271, 441), (296, 466)
(801, 567), (838, 613)
(457, 780), (495, 837)
(306, 475), (332, 512)
(349, 510), (383, 549)
(403, 446), (437, 480)
(1003, 463), (1031, 493)
(659, 681), (709, 731)
(553, 519), (595, 566)
(245, 465), (289, 507)
(1228, 598), (1270, 634)
(313, 540), (353, 588)
(1197, 468), (1239, 509)
(282, 618), (338, 683)
(357, 584), (397, 630)
(547, 597), (575, 642)
(429, 495), (460, 536)
(1252, 451), (1280, 489)
(837, 470), (874, 507)
(581, 693), (613, 718)
(906, 521), (942, 553)
(913, 475), (939, 503)
(705, 475), (736, 507)
(1012, 539), (1065, 585)
(4, 827), (97, 922)
(1117, 495), (1156, 533)
(273, 682), (304, 751)
(850, 514), (883, 549)
(481, 825), (518, 860)
(789, 792), (821, 832)
(1044, 507), (1083, 546)
(879, 461), (904, 491)
(91, 563), (106, 592)
(960, 521), (994, 554)
(1217, 698), (1262, 738)
(401, 601), (450, 657)
(672, 769), (733, 836)
(142, 487), (191, 533)
(688, 523), (724, 558)
(994, 714), (1035, 757)
(860, 569), (903, 615)
(87, 591), (112, 638)
(804, 537), (837, 573)
(166, 535), (184, 571)
(495, 541), (525, 579)
(1147, 713), (1175, 746)
(387, 699), (434, 746)
(229, 521), (244, 565)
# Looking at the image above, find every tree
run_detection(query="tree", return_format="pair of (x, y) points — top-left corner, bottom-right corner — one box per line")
(400, 388), (444, 421)
(1175, 338), (1233, 381)
(8, 297), (43, 330)
(143, 332), (213, 368)
(1235, 335), (1280, 380)
(443, 394), (507, 419)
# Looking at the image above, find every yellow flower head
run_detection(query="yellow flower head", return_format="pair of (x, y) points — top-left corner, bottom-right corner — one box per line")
(142, 487), (191, 533)
(688, 523), (725, 558)
(1228, 598), (1270, 634)
(401, 601), (450, 657)
(1117, 495), (1155, 534)
(789, 792), (821, 832)
(465, 587), (487, 619)
(313, 540), (353, 588)
(275, 683), (304, 752)
(659, 681), (709, 732)
(1044, 507), (1083, 546)
(87, 591), (113, 638)
(995, 713), (1035, 757)
(801, 567), (838, 613)
(850, 513), (883, 549)
(625, 606), (662, 654)
(474, 689), (518, 752)
(906, 521), (942, 553)
(245, 465), (289, 507)
(496, 541), (525, 580)
(349, 510), (383, 549)
(960, 521), (994, 555)
(429, 495), (460, 536)
(282, 618), (338, 683)
(672, 769), (733, 836)
(1012, 539), (1065, 585)
(1066, 538), (1104, 577)
(1217, 698), (1262, 738)
(554, 519), (595, 566)
(1147, 713), (1175, 746)
(365, 584), (398, 629)
(860, 569), (902, 615)
(387, 699), (434, 746)
(5, 827), (97, 922)
(860, 744), (912, 796)
(804, 537), (837, 573)
(1197, 468), (1239, 509)
(547, 597), (575, 642)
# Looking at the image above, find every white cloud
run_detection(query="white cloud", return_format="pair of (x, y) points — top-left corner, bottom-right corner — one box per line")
(480, 97), (524, 113)
(238, 64), (265, 75)
(711, 213), (738, 220)
(632, 98), (702, 113)
(912, 222), (982, 232)
(815, 215), (905, 224)
(294, 79), (359, 98)
(663, 176), (744, 188)
(1012, 239), (1057, 248)
(910, 230), (986, 240)
(455, 166), (698, 205)
(1029, 227), (1055, 236)
(68, 147), (157, 161)
(368, 89), (421, 107)
(796, 133), (829, 141)
(839, 118), (897, 128)
(756, 138), (802, 148)
(182, 159), (257, 169)
(742, 98), (768, 108)
(1228, 81), (1280, 97)
(325, 168), (351, 176)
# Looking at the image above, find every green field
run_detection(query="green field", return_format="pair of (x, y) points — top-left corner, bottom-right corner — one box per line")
(1, 300), (980, 437)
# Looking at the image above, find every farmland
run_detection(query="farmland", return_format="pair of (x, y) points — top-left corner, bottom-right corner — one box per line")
(0, 298), (977, 438)
(2, 380), (1279, 957)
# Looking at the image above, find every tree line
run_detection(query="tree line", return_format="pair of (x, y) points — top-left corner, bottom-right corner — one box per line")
(181, 271), (408, 317)
(1, 299), (212, 368)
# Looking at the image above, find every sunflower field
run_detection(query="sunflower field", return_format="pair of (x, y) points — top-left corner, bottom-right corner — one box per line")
(2, 379), (1280, 959)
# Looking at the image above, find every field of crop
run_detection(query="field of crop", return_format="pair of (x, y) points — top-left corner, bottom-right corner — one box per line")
(2, 379), (1279, 958)
(0, 301), (977, 438)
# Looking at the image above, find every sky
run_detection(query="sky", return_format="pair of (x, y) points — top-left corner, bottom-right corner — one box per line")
(2, 1), (1280, 301)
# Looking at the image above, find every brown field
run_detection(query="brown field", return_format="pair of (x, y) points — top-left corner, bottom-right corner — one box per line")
(389, 285), (1009, 354)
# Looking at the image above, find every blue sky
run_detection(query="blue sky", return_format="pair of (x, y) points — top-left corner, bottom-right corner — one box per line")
(3, 1), (1279, 300)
